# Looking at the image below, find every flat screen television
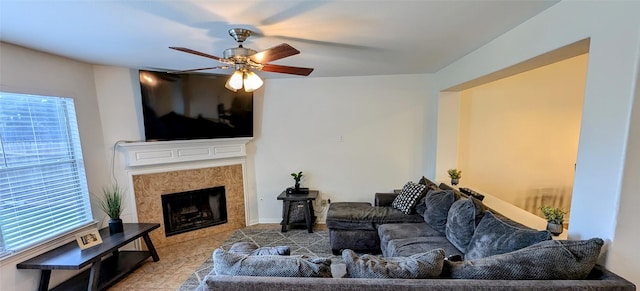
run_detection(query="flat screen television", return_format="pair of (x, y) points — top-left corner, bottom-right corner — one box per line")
(139, 70), (253, 141)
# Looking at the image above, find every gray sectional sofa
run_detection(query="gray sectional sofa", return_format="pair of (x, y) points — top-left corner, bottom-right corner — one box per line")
(196, 178), (635, 290)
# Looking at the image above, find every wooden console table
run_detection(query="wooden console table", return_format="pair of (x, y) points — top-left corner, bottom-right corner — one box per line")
(277, 190), (318, 233)
(17, 223), (160, 291)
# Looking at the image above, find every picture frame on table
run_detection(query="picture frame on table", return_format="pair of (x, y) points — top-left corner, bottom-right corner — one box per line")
(75, 228), (103, 250)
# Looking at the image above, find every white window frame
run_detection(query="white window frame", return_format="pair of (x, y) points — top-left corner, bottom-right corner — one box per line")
(0, 92), (94, 260)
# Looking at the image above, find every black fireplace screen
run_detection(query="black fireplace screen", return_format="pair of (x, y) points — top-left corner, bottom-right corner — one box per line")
(161, 186), (227, 237)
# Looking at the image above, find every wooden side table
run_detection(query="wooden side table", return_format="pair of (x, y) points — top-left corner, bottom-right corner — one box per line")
(17, 223), (160, 291)
(277, 190), (318, 233)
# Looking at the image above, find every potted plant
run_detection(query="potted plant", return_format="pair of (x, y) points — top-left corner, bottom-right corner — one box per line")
(540, 205), (565, 236)
(447, 169), (462, 185)
(98, 183), (126, 234)
(291, 171), (303, 190)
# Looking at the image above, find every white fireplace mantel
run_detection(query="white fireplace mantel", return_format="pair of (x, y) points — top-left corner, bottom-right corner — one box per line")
(118, 137), (252, 167)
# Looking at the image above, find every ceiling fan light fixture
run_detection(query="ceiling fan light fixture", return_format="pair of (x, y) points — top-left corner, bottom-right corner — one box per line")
(243, 71), (263, 92)
(225, 70), (244, 92)
(170, 28), (312, 92)
(224, 77), (238, 92)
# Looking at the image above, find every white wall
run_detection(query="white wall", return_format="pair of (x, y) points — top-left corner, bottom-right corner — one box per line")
(457, 54), (587, 216)
(92, 65), (145, 227)
(0, 42), (112, 291)
(435, 91), (461, 181)
(254, 75), (435, 223)
(608, 36), (640, 283)
(435, 1), (640, 285)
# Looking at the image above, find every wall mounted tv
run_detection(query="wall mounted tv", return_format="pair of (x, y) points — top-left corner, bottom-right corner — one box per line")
(139, 70), (253, 141)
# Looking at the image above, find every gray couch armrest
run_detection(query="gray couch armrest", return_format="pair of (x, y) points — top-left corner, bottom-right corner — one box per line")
(375, 193), (398, 206)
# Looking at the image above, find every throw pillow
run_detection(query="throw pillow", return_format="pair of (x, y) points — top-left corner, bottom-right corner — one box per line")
(414, 196), (427, 217)
(445, 197), (484, 253)
(249, 246), (290, 256)
(442, 238), (604, 279)
(229, 241), (258, 254)
(464, 212), (551, 260)
(342, 248), (445, 279)
(422, 189), (456, 234)
(213, 249), (332, 277)
(391, 181), (427, 215)
(418, 176), (438, 189)
(229, 242), (291, 256)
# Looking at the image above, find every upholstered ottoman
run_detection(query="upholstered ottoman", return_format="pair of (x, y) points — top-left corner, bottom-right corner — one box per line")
(326, 201), (423, 254)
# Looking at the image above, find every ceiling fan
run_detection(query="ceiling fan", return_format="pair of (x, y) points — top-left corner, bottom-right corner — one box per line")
(169, 28), (314, 92)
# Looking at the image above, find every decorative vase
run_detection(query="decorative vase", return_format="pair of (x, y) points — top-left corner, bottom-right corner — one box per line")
(546, 222), (563, 236)
(451, 178), (459, 186)
(294, 182), (300, 191)
(109, 218), (124, 234)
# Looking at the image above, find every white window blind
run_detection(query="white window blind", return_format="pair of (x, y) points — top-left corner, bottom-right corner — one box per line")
(0, 92), (93, 258)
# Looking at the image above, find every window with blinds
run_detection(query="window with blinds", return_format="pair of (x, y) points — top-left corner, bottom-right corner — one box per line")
(0, 92), (93, 258)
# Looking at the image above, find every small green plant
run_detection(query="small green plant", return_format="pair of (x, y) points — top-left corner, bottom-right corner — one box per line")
(447, 169), (462, 179)
(540, 206), (565, 224)
(291, 171), (303, 188)
(97, 183), (126, 219)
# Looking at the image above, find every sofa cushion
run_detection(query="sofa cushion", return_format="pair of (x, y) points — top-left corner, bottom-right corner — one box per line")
(385, 236), (463, 258)
(229, 242), (291, 256)
(442, 238), (604, 280)
(391, 181), (427, 214)
(329, 229), (380, 253)
(342, 248), (445, 279)
(377, 223), (442, 255)
(423, 189), (457, 234)
(445, 197), (484, 253)
(326, 202), (373, 230)
(465, 212), (551, 260)
(326, 202), (423, 230)
(213, 249), (332, 277)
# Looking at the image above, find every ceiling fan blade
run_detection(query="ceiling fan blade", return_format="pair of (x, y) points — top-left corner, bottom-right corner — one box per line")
(250, 43), (300, 63)
(169, 47), (223, 61)
(261, 64), (314, 76)
(167, 66), (229, 74)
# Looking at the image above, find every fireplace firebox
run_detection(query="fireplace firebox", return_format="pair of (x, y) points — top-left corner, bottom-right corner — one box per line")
(161, 186), (227, 237)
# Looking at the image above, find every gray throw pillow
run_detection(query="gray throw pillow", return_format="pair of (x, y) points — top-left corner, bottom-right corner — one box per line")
(342, 248), (445, 279)
(465, 212), (551, 260)
(445, 197), (484, 253)
(414, 196), (427, 217)
(213, 248), (332, 277)
(418, 176), (438, 189)
(250, 246), (290, 256)
(423, 189), (456, 234)
(229, 242), (258, 254)
(391, 181), (427, 214)
(229, 242), (291, 256)
(443, 238), (604, 279)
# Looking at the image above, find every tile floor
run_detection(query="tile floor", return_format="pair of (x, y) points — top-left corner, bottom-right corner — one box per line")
(108, 224), (323, 290)
(107, 229), (233, 291)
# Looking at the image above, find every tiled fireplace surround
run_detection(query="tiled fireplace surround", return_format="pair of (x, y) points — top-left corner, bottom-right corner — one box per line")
(119, 138), (251, 248)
